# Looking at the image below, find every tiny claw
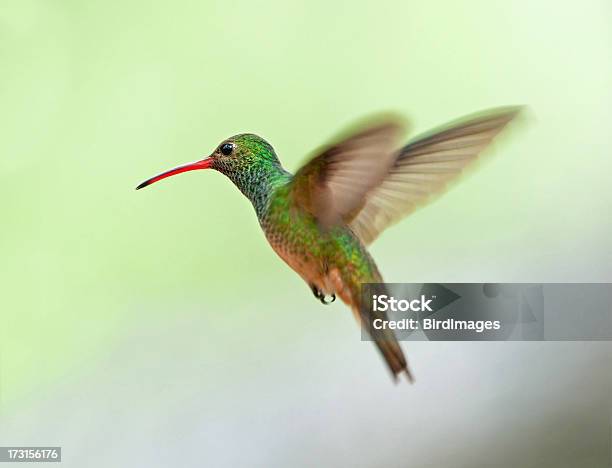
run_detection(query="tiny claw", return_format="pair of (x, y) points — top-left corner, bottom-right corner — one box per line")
(311, 285), (336, 305)
(320, 294), (336, 305)
(311, 284), (323, 300)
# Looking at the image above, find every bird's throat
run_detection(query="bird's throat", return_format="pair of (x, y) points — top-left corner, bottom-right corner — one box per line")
(221, 163), (292, 219)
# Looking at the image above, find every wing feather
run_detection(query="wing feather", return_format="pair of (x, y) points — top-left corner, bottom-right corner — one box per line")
(289, 117), (406, 227)
(348, 107), (522, 244)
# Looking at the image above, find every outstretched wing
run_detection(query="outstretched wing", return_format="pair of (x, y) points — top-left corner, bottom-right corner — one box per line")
(289, 116), (406, 227)
(347, 107), (522, 245)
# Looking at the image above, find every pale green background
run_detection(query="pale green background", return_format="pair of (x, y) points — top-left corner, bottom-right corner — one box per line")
(1, 0), (611, 467)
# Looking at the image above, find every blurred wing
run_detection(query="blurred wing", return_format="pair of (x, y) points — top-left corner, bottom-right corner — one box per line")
(348, 106), (522, 245)
(290, 117), (406, 227)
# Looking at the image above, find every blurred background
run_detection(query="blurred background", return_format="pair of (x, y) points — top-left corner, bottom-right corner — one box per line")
(1, 0), (611, 466)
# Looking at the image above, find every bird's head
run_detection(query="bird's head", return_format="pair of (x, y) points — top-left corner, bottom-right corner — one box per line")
(136, 133), (281, 191)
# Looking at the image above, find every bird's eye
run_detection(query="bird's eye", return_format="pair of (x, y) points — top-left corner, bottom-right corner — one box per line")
(220, 143), (234, 156)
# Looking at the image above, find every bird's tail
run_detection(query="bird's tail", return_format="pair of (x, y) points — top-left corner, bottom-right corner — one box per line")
(359, 282), (414, 383)
(332, 265), (413, 383)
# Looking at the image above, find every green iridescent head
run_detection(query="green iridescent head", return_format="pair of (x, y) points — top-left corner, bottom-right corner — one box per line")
(211, 133), (281, 177)
(135, 133), (289, 213)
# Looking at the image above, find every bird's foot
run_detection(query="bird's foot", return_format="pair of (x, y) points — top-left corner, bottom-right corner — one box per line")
(311, 285), (336, 305)
(321, 293), (336, 304)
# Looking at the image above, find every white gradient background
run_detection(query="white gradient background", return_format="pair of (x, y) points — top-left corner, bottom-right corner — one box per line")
(0, 0), (611, 466)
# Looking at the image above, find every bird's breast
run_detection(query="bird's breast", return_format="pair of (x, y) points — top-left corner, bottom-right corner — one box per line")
(260, 200), (332, 292)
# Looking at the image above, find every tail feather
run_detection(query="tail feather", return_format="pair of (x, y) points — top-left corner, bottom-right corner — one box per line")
(360, 289), (414, 383)
(373, 330), (413, 383)
(355, 282), (413, 383)
(329, 256), (413, 382)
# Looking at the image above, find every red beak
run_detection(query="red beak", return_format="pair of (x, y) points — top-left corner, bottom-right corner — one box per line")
(136, 157), (213, 190)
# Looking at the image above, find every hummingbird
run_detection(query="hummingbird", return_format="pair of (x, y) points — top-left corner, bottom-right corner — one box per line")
(136, 106), (521, 382)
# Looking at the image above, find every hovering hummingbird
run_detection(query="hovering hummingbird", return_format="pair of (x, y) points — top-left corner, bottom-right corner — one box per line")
(137, 107), (521, 382)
